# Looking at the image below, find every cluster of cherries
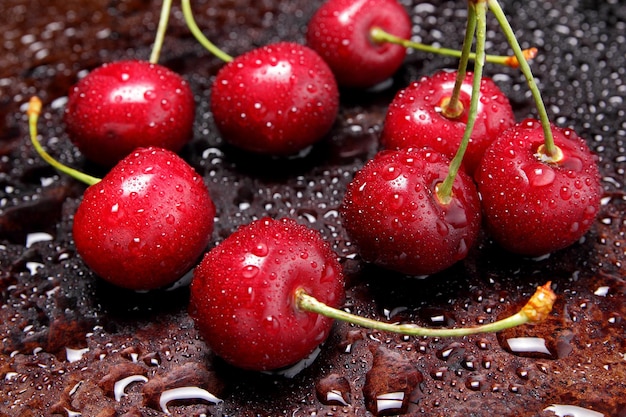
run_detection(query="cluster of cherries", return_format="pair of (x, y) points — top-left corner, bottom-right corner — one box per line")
(27, 0), (600, 372)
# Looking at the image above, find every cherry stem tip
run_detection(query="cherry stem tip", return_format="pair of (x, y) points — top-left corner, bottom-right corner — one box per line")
(370, 27), (537, 69)
(296, 282), (555, 338)
(27, 97), (101, 187)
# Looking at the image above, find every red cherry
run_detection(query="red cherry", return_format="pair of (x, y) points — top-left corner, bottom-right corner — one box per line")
(64, 60), (195, 166)
(306, 0), (411, 89)
(189, 217), (344, 371)
(72, 147), (215, 290)
(380, 70), (515, 175)
(475, 119), (602, 256)
(210, 42), (339, 155)
(340, 147), (482, 276)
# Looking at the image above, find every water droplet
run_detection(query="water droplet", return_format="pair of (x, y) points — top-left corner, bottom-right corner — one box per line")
(499, 336), (556, 359)
(543, 404), (604, 417)
(560, 186), (572, 200)
(374, 392), (405, 415)
(524, 164), (556, 187)
(465, 375), (484, 391)
(241, 265), (260, 279)
(262, 315), (280, 334)
(436, 342), (464, 361)
(316, 374), (351, 406)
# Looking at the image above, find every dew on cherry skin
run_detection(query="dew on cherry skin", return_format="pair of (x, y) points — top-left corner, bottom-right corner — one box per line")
(262, 315), (281, 335)
(523, 164), (556, 187)
(241, 265), (260, 279)
(560, 186), (573, 201)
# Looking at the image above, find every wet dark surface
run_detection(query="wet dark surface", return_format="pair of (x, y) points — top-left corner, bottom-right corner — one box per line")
(0, 0), (624, 416)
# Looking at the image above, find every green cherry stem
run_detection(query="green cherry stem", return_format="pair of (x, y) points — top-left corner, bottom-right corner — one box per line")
(181, 0), (233, 63)
(297, 282), (555, 338)
(487, 0), (559, 160)
(149, 0), (174, 64)
(27, 97), (100, 186)
(440, 1), (477, 119)
(436, 0), (487, 202)
(370, 27), (537, 69)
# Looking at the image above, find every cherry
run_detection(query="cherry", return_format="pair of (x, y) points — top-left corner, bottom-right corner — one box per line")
(340, 147), (482, 276)
(380, 70), (515, 176)
(181, 0), (339, 156)
(189, 217), (344, 371)
(209, 42), (340, 155)
(29, 97), (215, 290)
(306, 0), (411, 89)
(475, 119), (602, 256)
(189, 216), (555, 371)
(64, 60), (195, 166)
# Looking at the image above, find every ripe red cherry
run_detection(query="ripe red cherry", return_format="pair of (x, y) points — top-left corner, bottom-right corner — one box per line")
(210, 42), (339, 156)
(64, 60), (195, 166)
(380, 70), (515, 175)
(340, 147), (482, 276)
(306, 0), (411, 89)
(189, 217), (344, 371)
(73, 147), (215, 290)
(475, 119), (602, 256)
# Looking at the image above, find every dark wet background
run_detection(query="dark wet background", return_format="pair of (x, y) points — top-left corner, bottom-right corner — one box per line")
(1, 0), (624, 416)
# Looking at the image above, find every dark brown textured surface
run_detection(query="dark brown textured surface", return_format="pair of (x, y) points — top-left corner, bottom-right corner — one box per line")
(1, 0), (625, 416)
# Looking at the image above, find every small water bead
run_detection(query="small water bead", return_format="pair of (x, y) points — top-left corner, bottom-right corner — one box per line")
(544, 404), (604, 417)
(436, 342), (464, 361)
(465, 375), (484, 391)
(524, 163), (556, 187)
(500, 336), (556, 359)
(373, 392), (406, 416)
(262, 315), (281, 335)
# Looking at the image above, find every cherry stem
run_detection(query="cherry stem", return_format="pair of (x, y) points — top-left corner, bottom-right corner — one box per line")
(181, 0), (234, 63)
(487, 0), (558, 160)
(149, 0), (174, 64)
(27, 97), (100, 187)
(297, 282), (555, 338)
(370, 27), (536, 69)
(436, 0), (487, 202)
(441, 2), (477, 119)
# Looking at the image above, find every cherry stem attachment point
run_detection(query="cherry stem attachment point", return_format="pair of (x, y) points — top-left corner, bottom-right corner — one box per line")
(27, 97), (100, 187)
(487, 0), (559, 161)
(297, 282), (555, 338)
(370, 27), (537, 69)
(181, 0), (234, 63)
(442, 1), (477, 119)
(149, 0), (174, 64)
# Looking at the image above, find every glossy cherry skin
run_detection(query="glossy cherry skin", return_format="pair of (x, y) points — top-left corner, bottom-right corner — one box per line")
(341, 147), (482, 276)
(64, 60), (195, 166)
(475, 119), (602, 256)
(189, 217), (344, 371)
(380, 70), (515, 176)
(210, 42), (339, 156)
(306, 0), (411, 89)
(73, 147), (215, 290)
